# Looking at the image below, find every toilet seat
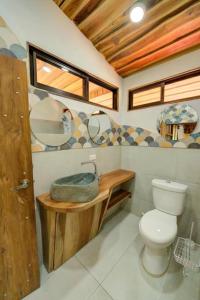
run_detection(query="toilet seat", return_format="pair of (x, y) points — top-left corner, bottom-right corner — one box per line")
(139, 209), (177, 244)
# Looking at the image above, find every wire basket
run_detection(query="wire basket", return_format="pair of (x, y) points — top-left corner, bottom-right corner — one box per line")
(174, 237), (200, 272)
(174, 222), (200, 273)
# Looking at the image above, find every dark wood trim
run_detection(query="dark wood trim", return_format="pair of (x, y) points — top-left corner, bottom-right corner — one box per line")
(160, 83), (165, 103)
(129, 95), (200, 111)
(129, 82), (163, 95)
(32, 82), (117, 111)
(33, 81), (88, 102)
(128, 67), (200, 110)
(130, 101), (162, 110)
(28, 43), (118, 111)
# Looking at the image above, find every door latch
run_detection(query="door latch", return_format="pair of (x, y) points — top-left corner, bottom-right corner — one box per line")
(15, 179), (30, 191)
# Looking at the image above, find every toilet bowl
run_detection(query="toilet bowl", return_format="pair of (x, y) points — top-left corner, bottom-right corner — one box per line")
(139, 209), (177, 275)
(139, 179), (187, 276)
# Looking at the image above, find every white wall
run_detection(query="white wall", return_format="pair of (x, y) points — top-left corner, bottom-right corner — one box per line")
(121, 48), (200, 132)
(33, 147), (121, 197)
(121, 146), (200, 243)
(0, 0), (123, 265)
(0, 0), (121, 122)
(120, 49), (200, 244)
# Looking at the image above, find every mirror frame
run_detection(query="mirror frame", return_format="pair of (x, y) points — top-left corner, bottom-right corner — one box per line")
(87, 110), (112, 145)
(30, 98), (73, 147)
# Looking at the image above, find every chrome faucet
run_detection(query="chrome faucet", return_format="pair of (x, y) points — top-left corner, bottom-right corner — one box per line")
(81, 161), (99, 180)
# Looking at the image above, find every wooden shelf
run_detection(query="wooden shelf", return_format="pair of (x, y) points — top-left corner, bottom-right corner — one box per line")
(108, 189), (131, 210)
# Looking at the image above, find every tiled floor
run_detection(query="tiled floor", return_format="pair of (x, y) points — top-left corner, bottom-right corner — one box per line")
(24, 211), (200, 300)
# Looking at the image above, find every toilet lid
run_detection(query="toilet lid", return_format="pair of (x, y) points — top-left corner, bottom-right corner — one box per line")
(139, 209), (177, 244)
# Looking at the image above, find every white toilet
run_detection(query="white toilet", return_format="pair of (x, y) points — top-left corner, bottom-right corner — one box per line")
(139, 179), (187, 276)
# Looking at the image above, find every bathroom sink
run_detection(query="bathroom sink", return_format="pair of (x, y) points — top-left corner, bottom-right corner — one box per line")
(50, 172), (99, 202)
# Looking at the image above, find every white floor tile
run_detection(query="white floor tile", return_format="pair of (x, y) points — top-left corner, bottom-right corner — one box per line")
(23, 211), (200, 300)
(88, 286), (113, 300)
(23, 256), (99, 300)
(159, 259), (200, 300)
(102, 238), (164, 300)
(76, 211), (139, 282)
(40, 264), (54, 285)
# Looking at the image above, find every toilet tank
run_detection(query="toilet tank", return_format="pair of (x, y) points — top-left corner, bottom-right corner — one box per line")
(152, 179), (187, 216)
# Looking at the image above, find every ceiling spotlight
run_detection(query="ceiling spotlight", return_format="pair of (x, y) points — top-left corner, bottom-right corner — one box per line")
(130, 2), (145, 23)
(42, 66), (51, 73)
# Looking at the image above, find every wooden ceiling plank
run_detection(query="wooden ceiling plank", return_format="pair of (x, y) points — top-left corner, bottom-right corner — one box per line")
(60, 0), (90, 20)
(49, 73), (80, 88)
(95, 0), (198, 56)
(79, 0), (135, 40)
(92, 0), (160, 45)
(37, 69), (62, 83)
(73, 0), (104, 25)
(54, 0), (64, 6)
(109, 2), (200, 69)
(92, 14), (129, 46)
(90, 93), (112, 103)
(89, 87), (109, 98)
(63, 78), (82, 92)
(118, 29), (200, 77)
(59, 0), (71, 11)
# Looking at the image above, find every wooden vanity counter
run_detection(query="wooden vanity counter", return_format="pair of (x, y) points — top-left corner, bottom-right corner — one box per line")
(37, 169), (135, 272)
(37, 169), (135, 213)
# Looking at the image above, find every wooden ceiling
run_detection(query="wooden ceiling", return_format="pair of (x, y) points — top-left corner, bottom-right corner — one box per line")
(54, 0), (200, 77)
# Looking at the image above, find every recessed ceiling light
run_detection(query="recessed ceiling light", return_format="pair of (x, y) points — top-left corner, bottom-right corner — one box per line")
(130, 2), (145, 23)
(42, 66), (51, 73)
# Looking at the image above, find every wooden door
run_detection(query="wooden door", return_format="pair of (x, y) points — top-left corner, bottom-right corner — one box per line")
(0, 56), (40, 300)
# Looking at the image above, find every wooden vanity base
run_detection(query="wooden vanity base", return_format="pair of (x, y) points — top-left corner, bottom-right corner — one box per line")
(37, 169), (135, 272)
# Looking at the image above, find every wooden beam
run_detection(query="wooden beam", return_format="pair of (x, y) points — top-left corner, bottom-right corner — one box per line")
(109, 2), (200, 69)
(95, 0), (198, 56)
(79, 0), (134, 40)
(118, 29), (200, 77)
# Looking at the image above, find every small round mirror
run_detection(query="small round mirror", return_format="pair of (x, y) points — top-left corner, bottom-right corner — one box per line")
(88, 110), (112, 144)
(157, 104), (198, 141)
(30, 98), (72, 146)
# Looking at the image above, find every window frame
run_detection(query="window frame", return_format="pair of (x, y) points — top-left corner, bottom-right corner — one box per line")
(128, 68), (200, 111)
(29, 44), (118, 111)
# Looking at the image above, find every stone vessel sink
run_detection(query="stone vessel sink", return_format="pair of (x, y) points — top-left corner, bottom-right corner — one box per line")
(50, 173), (99, 202)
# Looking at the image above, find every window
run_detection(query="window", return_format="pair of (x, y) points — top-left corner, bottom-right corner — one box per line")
(36, 58), (85, 98)
(89, 81), (114, 109)
(128, 69), (200, 110)
(130, 86), (161, 108)
(29, 45), (118, 110)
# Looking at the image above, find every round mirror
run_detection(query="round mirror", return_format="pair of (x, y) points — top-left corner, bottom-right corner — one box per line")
(30, 98), (72, 146)
(157, 104), (198, 141)
(88, 110), (112, 144)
